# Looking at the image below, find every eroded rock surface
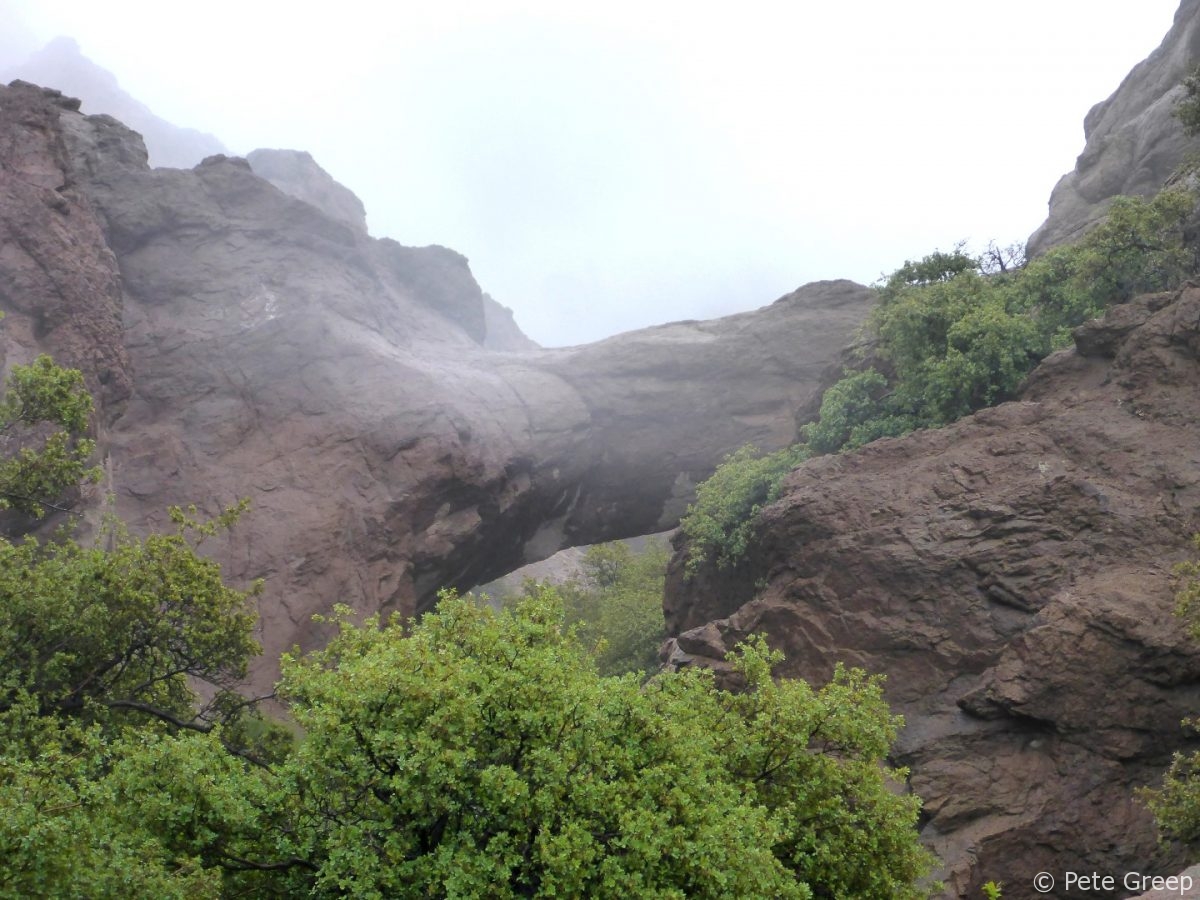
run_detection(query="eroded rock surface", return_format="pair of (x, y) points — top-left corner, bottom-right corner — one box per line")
(3, 37), (226, 169)
(1028, 0), (1200, 255)
(664, 288), (1200, 896)
(246, 148), (369, 236)
(0, 80), (872, 694)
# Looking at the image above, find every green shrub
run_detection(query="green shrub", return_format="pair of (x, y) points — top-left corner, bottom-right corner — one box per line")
(277, 591), (938, 898)
(556, 539), (670, 677)
(681, 443), (809, 575)
(683, 186), (1199, 574)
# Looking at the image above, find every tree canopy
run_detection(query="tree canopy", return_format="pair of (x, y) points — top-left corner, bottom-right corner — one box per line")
(0, 356), (936, 897)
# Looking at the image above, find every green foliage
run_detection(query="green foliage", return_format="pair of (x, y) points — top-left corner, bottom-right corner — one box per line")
(0, 498), (291, 899)
(982, 881), (1003, 899)
(0, 508), (262, 730)
(275, 589), (936, 898)
(837, 187), (1196, 444)
(1175, 64), (1200, 137)
(0, 358), (933, 895)
(1143, 534), (1200, 842)
(555, 538), (670, 677)
(802, 368), (907, 454)
(682, 186), (1197, 574)
(680, 443), (809, 574)
(0, 355), (100, 517)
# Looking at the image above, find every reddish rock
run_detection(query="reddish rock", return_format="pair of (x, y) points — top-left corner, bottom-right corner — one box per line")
(664, 289), (1200, 896)
(0, 80), (872, 697)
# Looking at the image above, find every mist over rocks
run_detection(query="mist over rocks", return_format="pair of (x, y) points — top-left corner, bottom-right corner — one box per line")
(1028, 0), (1200, 255)
(0, 79), (871, 695)
(3, 36), (226, 169)
(246, 148), (369, 236)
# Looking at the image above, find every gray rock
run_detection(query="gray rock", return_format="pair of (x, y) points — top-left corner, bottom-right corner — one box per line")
(4, 37), (226, 169)
(482, 293), (540, 351)
(246, 148), (368, 236)
(1028, 0), (1200, 255)
(0, 81), (873, 699)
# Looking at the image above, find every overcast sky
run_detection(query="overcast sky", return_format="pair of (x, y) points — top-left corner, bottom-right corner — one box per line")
(0, 1), (1186, 346)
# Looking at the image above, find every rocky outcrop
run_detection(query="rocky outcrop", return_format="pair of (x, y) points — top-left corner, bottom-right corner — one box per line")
(241, 153), (541, 351)
(0, 82), (131, 408)
(246, 149), (368, 236)
(664, 287), (1200, 896)
(4, 37), (226, 169)
(1028, 0), (1200, 255)
(0, 80), (872, 695)
(482, 293), (540, 350)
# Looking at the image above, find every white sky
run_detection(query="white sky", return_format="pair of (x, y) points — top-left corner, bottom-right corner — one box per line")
(0, 1), (1186, 346)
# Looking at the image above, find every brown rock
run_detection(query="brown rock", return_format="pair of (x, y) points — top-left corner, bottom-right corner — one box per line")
(0, 81), (873, 699)
(0, 80), (131, 409)
(664, 289), (1200, 896)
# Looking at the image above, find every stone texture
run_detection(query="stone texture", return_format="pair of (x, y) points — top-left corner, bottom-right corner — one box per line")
(663, 287), (1200, 897)
(481, 293), (540, 351)
(246, 148), (368, 236)
(3, 37), (226, 169)
(1028, 0), (1200, 255)
(0, 81), (872, 698)
(0, 81), (131, 408)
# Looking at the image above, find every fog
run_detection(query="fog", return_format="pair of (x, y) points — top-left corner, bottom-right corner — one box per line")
(0, 0), (1184, 346)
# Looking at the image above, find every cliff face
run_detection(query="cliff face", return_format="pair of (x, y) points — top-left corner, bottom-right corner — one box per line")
(3, 37), (226, 169)
(0, 80), (871, 695)
(664, 288), (1200, 895)
(1028, 0), (1200, 255)
(245, 148), (368, 236)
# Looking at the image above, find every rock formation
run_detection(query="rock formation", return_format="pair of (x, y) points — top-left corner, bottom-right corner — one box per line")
(481, 293), (540, 351)
(3, 37), (226, 169)
(241, 149), (539, 350)
(664, 287), (1200, 895)
(245, 148), (368, 236)
(0, 79), (871, 695)
(1028, 0), (1200, 255)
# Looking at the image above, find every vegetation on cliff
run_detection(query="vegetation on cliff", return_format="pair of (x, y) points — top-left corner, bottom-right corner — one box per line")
(681, 185), (1200, 572)
(0, 360), (935, 897)
(1143, 535), (1200, 842)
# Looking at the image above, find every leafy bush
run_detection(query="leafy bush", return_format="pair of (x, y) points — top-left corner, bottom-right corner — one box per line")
(1175, 64), (1200, 137)
(1143, 534), (1200, 841)
(682, 186), (1198, 574)
(555, 538), (669, 677)
(276, 590), (937, 898)
(681, 443), (808, 574)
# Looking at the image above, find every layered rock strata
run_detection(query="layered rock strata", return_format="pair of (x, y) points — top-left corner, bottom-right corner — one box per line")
(664, 287), (1200, 896)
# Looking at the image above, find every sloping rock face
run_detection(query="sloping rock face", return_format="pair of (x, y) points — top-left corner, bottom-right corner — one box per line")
(1028, 0), (1200, 255)
(3, 37), (226, 169)
(0, 83), (131, 407)
(664, 288), (1200, 896)
(481, 293), (540, 350)
(242, 151), (540, 350)
(0, 81), (872, 694)
(246, 148), (368, 236)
